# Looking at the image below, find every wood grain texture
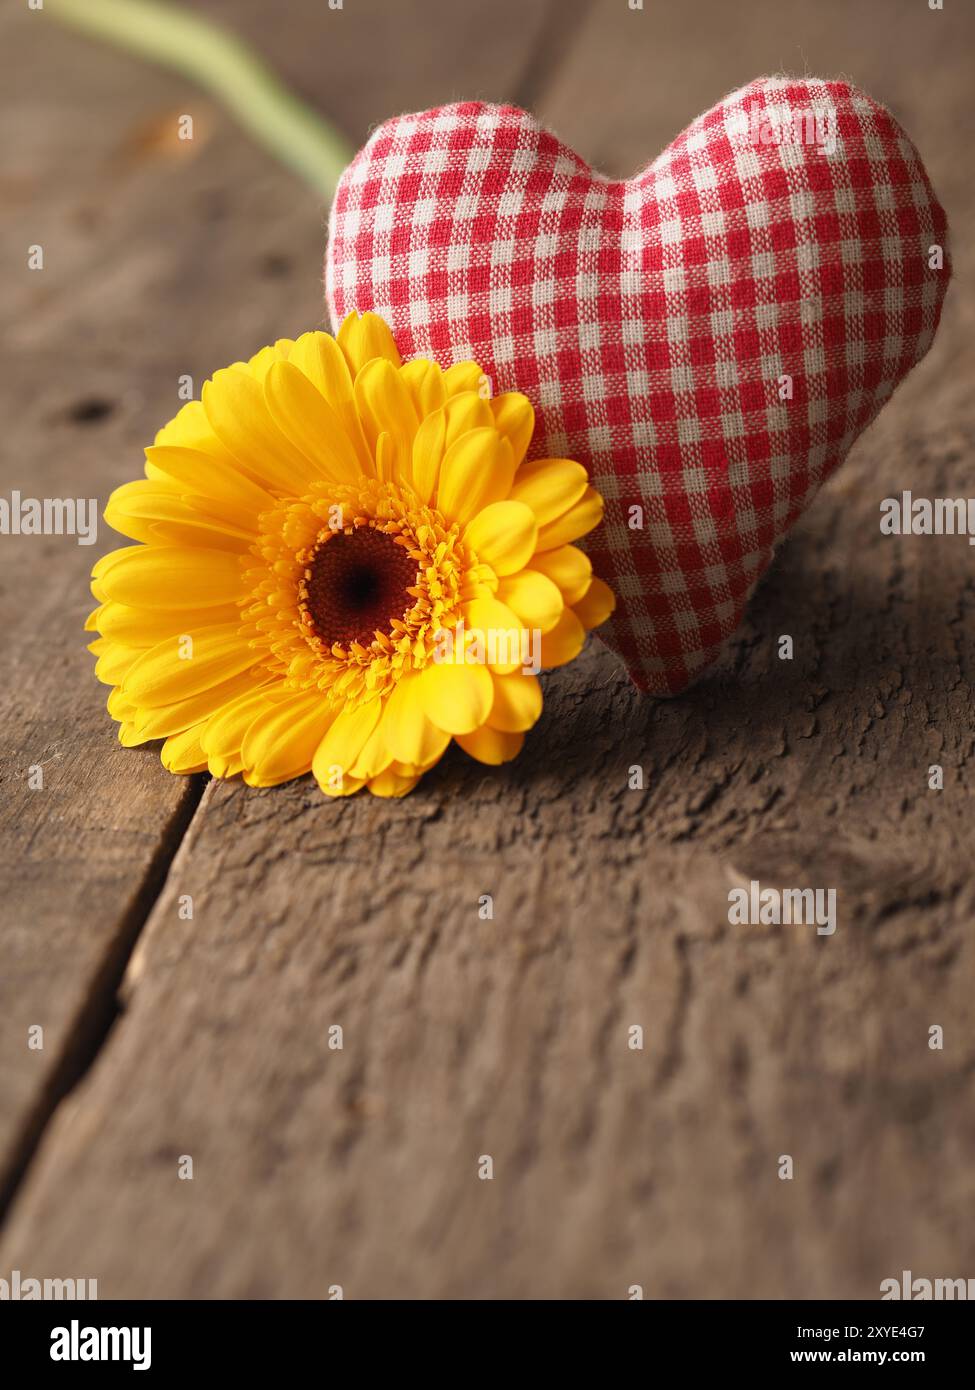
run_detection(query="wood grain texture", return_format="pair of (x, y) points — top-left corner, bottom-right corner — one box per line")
(2, 0), (973, 1298)
(0, 12), (207, 1204)
(0, 0), (558, 1215)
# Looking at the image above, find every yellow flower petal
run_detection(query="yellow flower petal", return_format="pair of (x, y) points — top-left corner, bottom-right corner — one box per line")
(347, 716), (396, 781)
(463, 596), (525, 675)
(383, 673), (452, 766)
(410, 408), (447, 505)
(311, 697), (383, 790)
(418, 659), (493, 735)
(107, 686), (137, 721)
(160, 725), (208, 774)
(98, 546), (243, 609)
(152, 397), (225, 453)
(463, 500), (537, 577)
(93, 644), (142, 686)
(443, 362), (486, 396)
(264, 360), (365, 485)
(529, 544), (593, 606)
(242, 690), (338, 787)
(121, 624), (257, 707)
(374, 430), (396, 483)
(437, 429), (514, 526)
(95, 601), (241, 647)
(288, 329), (351, 400)
(320, 773), (367, 798)
(511, 458), (588, 527)
(105, 482), (254, 551)
(400, 358), (446, 419)
(144, 445), (276, 523)
(539, 607), (586, 668)
(496, 570), (564, 635)
(200, 687), (279, 774)
(91, 544), (142, 582)
(366, 765), (423, 798)
(245, 340), (293, 379)
(490, 392), (534, 466)
(337, 310), (401, 376)
(572, 576), (616, 630)
(203, 367), (325, 495)
(354, 357), (419, 488)
(443, 390), (494, 447)
(129, 670), (264, 741)
(288, 330), (374, 473)
(487, 670), (543, 732)
(455, 725), (524, 765)
(535, 486), (604, 551)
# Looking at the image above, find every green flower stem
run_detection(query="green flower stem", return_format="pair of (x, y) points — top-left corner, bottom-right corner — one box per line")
(46, 0), (354, 199)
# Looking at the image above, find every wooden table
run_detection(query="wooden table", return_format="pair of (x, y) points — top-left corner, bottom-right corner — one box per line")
(1, 0), (972, 1298)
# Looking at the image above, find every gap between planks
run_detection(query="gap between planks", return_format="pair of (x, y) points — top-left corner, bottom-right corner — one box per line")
(0, 776), (206, 1228)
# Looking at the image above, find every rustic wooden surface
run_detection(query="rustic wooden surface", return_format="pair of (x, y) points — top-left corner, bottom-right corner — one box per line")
(1, 0), (973, 1299)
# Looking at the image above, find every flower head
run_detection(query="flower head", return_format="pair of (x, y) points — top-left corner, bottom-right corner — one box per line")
(89, 313), (614, 797)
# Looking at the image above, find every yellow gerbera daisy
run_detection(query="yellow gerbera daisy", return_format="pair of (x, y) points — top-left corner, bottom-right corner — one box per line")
(88, 312), (614, 798)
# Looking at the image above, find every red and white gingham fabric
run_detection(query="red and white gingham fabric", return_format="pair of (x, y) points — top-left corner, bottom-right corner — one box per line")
(326, 77), (949, 694)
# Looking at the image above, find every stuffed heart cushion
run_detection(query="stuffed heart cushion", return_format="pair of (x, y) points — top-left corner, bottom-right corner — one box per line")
(326, 77), (950, 694)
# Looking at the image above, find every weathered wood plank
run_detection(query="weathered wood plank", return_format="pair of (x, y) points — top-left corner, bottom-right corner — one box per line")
(2, 0), (973, 1298)
(0, 0), (560, 1216)
(5, 455), (974, 1296)
(0, 5), (217, 1205)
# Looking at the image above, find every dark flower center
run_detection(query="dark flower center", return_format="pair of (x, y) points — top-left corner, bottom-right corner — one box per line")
(303, 527), (419, 648)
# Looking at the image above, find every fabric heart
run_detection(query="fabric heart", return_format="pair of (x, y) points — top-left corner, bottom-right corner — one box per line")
(326, 77), (950, 693)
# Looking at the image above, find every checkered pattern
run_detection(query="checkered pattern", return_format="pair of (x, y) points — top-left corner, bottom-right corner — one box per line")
(326, 78), (950, 694)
